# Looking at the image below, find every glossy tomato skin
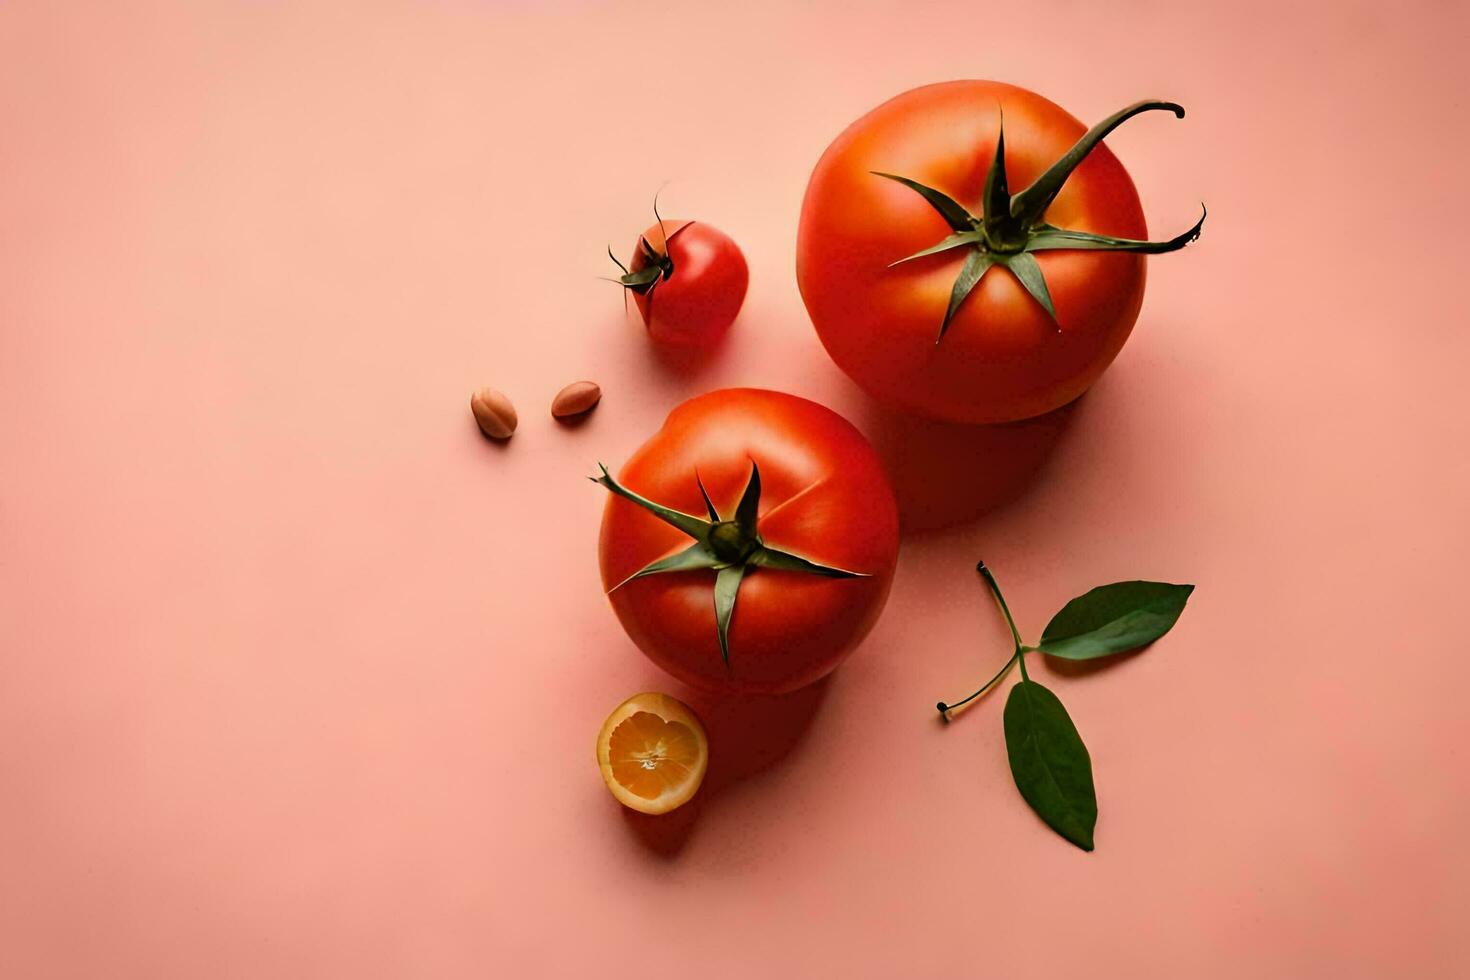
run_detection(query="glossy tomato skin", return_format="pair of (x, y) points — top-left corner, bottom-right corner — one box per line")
(597, 389), (898, 694)
(630, 220), (748, 347)
(797, 81), (1149, 424)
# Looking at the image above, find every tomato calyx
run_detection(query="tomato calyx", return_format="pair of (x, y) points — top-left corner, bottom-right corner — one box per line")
(873, 100), (1207, 343)
(707, 519), (760, 564)
(606, 236), (674, 295)
(605, 197), (690, 299)
(591, 460), (870, 668)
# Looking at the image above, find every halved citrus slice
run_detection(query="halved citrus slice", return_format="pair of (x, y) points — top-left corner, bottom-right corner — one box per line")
(596, 692), (708, 815)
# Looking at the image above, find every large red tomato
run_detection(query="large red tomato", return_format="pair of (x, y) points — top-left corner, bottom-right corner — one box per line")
(594, 388), (898, 694)
(797, 81), (1203, 424)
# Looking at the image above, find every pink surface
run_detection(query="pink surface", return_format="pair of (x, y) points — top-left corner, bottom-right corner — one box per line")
(1, 2), (1466, 977)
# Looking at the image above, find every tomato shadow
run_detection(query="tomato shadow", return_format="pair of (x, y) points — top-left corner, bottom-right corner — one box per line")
(645, 333), (731, 378)
(695, 679), (830, 790)
(649, 340), (723, 379)
(856, 397), (1083, 534)
(596, 287), (718, 379)
(630, 302), (743, 380)
(618, 679), (830, 858)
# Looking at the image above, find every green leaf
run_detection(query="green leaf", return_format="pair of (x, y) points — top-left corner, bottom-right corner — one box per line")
(1002, 252), (1057, 323)
(713, 563), (745, 668)
(651, 193), (669, 243)
(606, 245), (630, 275)
(871, 172), (978, 232)
(592, 461), (872, 671)
(1039, 581), (1195, 661)
(749, 545), (868, 578)
(616, 265), (662, 294)
(981, 114), (1010, 232)
(694, 471), (721, 522)
(938, 250), (994, 343)
(1010, 101), (1185, 226)
(590, 464), (711, 540)
(607, 542), (723, 593)
(888, 230), (983, 267)
(636, 235), (661, 262)
(1004, 680), (1097, 851)
(734, 461), (761, 537)
(1027, 207), (1206, 254)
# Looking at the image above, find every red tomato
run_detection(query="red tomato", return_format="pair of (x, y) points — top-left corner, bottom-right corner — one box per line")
(612, 219), (749, 347)
(594, 388), (898, 694)
(797, 81), (1203, 424)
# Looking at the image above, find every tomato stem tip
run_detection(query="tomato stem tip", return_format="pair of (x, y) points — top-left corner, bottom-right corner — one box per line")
(876, 99), (1203, 339)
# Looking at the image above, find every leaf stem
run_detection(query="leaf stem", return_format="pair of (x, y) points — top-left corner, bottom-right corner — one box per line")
(977, 561), (1025, 653)
(936, 650), (1018, 718)
(935, 561), (1034, 719)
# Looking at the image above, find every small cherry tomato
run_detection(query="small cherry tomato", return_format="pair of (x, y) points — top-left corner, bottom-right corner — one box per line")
(610, 214), (748, 347)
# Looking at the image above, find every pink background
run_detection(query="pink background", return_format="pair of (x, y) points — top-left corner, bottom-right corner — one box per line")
(2, 1), (1466, 976)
